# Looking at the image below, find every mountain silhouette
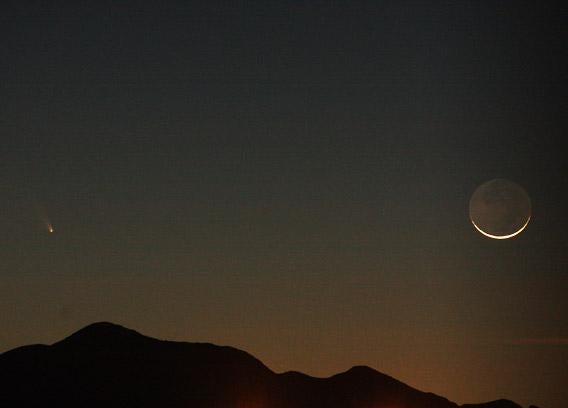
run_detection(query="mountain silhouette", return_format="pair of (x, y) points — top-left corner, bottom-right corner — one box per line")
(0, 322), (527, 408)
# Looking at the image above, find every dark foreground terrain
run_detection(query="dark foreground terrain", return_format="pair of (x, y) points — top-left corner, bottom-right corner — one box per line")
(0, 322), (531, 408)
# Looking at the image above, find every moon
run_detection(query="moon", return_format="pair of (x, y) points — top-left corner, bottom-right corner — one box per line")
(469, 179), (531, 240)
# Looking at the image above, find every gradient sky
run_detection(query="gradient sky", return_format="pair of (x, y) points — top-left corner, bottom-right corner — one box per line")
(1, 2), (567, 407)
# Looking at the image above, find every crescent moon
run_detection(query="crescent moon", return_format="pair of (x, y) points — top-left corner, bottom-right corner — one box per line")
(470, 216), (530, 240)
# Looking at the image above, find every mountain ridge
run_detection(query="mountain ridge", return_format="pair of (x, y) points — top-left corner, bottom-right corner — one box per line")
(0, 322), (529, 408)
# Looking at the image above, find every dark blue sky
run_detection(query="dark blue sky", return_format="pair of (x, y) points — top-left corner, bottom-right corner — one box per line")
(1, 2), (567, 407)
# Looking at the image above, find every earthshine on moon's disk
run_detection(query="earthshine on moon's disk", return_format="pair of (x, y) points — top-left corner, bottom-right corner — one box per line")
(469, 179), (531, 240)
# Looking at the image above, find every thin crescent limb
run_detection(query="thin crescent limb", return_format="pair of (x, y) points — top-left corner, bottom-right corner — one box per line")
(470, 216), (530, 240)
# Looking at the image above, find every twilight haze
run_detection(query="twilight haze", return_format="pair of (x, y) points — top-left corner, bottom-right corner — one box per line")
(1, 2), (566, 408)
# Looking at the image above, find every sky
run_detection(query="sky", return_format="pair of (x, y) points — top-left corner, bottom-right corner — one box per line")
(1, 1), (567, 407)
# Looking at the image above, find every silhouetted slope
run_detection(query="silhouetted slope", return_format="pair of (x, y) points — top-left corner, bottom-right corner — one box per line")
(0, 322), (527, 408)
(462, 401), (523, 408)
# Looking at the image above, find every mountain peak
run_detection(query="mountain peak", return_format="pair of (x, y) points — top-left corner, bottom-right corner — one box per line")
(462, 400), (523, 408)
(55, 321), (152, 348)
(70, 321), (139, 336)
(345, 365), (377, 375)
(335, 365), (398, 383)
